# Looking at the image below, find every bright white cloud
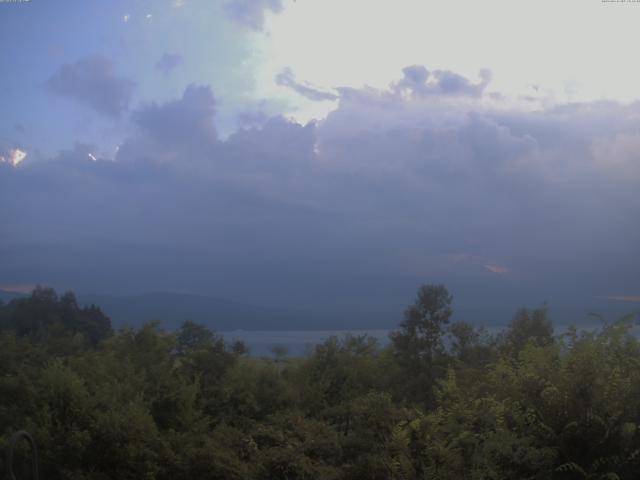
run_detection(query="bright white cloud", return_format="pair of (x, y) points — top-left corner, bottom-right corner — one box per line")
(0, 148), (27, 166)
(254, 0), (640, 125)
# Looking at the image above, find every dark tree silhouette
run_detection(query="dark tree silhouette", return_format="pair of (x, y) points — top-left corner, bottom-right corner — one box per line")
(389, 284), (453, 406)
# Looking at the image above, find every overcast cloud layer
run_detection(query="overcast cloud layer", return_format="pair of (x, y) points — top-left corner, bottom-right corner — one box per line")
(1, 0), (639, 325)
(2, 62), (639, 321)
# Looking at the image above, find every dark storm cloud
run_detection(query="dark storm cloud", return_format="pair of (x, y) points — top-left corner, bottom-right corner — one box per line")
(131, 84), (217, 145)
(237, 109), (269, 128)
(275, 68), (339, 102)
(224, 0), (283, 31)
(118, 84), (218, 162)
(47, 55), (136, 118)
(155, 53), (183, 75)
(2, 67), (639, 315)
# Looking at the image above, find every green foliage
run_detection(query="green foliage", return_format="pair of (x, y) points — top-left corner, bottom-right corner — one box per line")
(389, 284), (453, 406)
(1, 286), (640, 479)
(391, 284), (453, 363)
(0, 286), (112, 350)
(499, 305), (554, 357)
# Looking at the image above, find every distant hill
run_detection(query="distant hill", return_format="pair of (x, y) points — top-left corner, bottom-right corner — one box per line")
(0, 289), (26, 303)
(0, 289), (391, 331)
(78, 291), (335, 331)
(76, 294), (639, 332)
(2, 289), (637, 332)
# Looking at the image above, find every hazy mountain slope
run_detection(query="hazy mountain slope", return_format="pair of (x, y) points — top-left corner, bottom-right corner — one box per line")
(2, 289), (636, 332)
(78, 292), (335, 331)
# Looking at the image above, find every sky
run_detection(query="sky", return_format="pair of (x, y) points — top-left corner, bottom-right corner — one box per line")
(1, 0), (639, 324)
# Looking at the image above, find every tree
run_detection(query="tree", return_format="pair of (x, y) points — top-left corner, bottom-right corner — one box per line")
(230, 339), (249, 356)
(174, 320), (236, 416)
(271, 345), (289, 363)
(502, 305), (553, 356)
(390, 284), (453, 363)
(447, 321), (496, 366)
(389, 284), (453, 406)
(176, 320), (216, 356)
(0, 287), (112, 348)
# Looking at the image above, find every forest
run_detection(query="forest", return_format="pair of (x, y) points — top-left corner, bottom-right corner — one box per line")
(1, 285), (640, 480)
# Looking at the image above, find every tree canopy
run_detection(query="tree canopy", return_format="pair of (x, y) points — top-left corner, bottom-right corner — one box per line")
(1, 285), (639, 480)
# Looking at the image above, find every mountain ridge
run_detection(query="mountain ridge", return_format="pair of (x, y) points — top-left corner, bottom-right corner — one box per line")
(1, 289), (637, 332)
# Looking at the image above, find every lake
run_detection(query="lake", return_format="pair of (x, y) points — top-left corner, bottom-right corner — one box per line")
(221, 320), (631, 357)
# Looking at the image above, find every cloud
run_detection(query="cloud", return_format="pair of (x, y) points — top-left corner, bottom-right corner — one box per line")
(0, 284), (37, 294)
(483, 264), (510, 275)
(118, 84), (218, 162)
(155, 53), (183, 75)
(224, 0), (283, 31)
(275, 68), (339, 102)
(237, 109), (269, 128)
(2, 68), (640, 314)
(589, 131), (640, 180)
(47, 55), (136, 118)
(394, 66), (492, 98)
(597, 296), (640, 302)
(446, 254), (510, 276)
(0, 148), (27, 166)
